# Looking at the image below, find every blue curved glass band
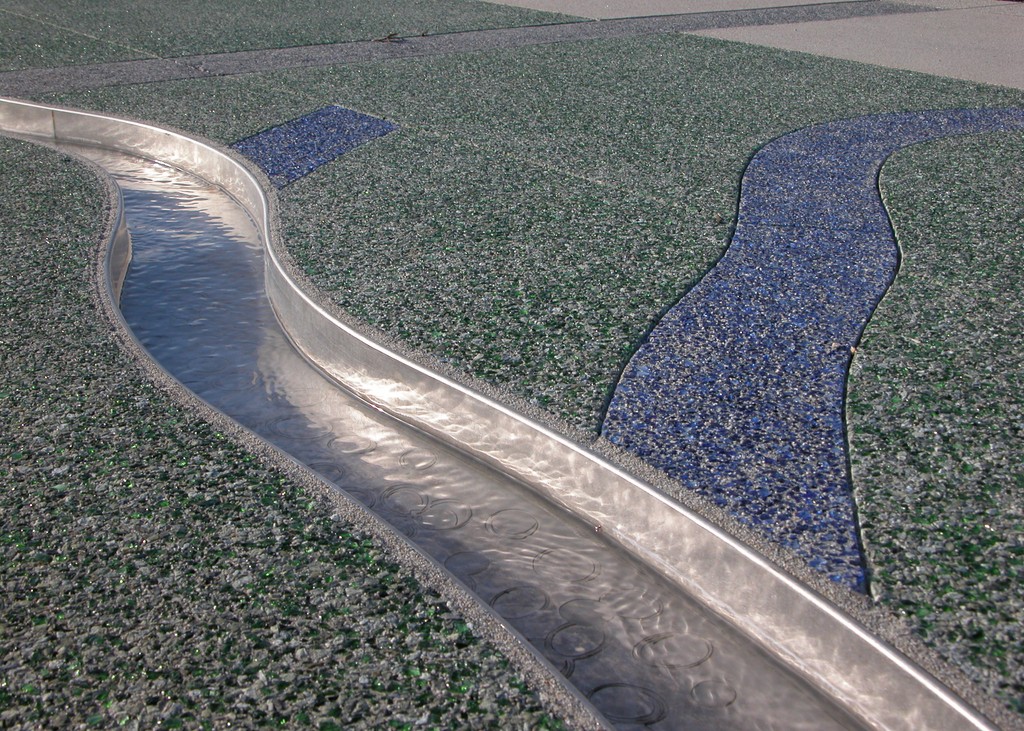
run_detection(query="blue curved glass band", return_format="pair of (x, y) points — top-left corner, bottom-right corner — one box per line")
(603, 108), (1024, 592)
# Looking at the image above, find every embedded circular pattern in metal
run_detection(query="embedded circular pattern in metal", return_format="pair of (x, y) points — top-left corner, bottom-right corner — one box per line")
(589, 683), (667, 725)
(634, 633), (713, 669)
(400, 447), (438, 471)
(558, 597), (612, 623)
(418, 500), (473, 530)
(263, 413), (333, 442)
(327, 433), (378, 454)
(691, 680), (738, 709)
(548, 623), (606, 660)
(487, 508), (540, 540)
(381, 484), (430, 515)
(490, 585), (551, 619)
(533, 547), (601, 584)
(306, 460), (349, 484)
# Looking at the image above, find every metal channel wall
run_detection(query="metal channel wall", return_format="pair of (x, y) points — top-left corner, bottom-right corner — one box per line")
(0, 97), (996, 731)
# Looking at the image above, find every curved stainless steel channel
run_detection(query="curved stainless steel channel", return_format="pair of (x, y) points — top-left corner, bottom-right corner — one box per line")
(0, 98), (998, 731)
(82, 142), (858, 731)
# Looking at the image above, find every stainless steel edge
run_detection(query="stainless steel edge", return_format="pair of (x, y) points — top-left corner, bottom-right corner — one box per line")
(0, 96), (997, 731)
(104, 182), (131, 303)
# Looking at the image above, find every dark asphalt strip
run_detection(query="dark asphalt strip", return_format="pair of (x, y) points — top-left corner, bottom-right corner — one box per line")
(0, 1), (933, 96)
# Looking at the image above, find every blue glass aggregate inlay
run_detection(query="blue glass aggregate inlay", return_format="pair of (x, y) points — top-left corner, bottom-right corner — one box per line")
(602, 108), (1024, 592)
(232, 106), (398, 187)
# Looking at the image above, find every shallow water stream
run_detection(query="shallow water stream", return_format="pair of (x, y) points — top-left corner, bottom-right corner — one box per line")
(71, 143), (864, 731)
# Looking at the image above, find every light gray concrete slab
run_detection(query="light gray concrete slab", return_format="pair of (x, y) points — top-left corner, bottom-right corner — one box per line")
(899, 0), (1013, 9)
(481, 0), (863, 20)
(484, 0), (1023, 89)
(692, 4), (1024, 89)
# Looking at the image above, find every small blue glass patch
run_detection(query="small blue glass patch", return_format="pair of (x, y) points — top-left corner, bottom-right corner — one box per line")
(602, 108), (1024, 593)
(232, 106), (398, 187)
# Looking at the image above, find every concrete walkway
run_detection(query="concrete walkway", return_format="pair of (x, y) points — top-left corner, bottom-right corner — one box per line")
(489, 0), (1024, 90)
(694, 0), (1024, 90)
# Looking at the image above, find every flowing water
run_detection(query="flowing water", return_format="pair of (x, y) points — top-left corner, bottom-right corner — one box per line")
(70, 144), (865, 731)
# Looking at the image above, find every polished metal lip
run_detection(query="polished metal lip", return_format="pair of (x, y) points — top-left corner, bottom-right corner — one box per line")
(0, 96), (998, 731)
